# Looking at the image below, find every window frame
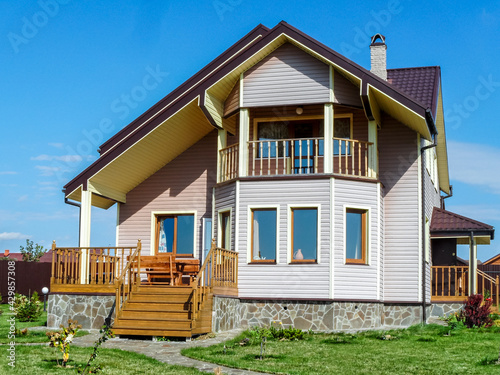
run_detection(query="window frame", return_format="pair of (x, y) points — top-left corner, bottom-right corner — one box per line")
(151, 211), (197, 257)
(344, 206), (369, 265)
(288, 205), (321, 264)
(247, 205), (280, 264)
(218, 208), (232, 250)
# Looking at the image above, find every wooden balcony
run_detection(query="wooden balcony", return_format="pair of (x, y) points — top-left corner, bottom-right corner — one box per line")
(219, 137), (375, 183)
(431, 266), (499, 304)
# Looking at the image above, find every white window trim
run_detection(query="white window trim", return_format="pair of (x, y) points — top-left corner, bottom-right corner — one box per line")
(287, 204), (321, 264)
(247, 205), (280, 264)
(150, 210), (197, 257)
(202, 217), (212, 264)
(217, 207), (232, 250)
(343, 204), (371, 265)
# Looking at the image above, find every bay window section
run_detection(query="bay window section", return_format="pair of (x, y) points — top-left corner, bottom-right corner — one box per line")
(345, 208), (367, 264)
(291, 208), (318, 263)
(251, 209), (277, 263)
(156, 214), (195, 257)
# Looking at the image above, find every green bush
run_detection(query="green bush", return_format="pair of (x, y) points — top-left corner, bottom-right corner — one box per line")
(249, 323), (305, 341)
(13, 292), (43, 322)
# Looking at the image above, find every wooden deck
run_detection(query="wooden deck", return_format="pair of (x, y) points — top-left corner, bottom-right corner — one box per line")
(50, 241), (238, 337)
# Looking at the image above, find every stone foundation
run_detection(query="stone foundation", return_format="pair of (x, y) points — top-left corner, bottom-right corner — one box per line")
(47, 294), (115, 330)
(212, 297), (429, 332)
(428, 303), (463, 318)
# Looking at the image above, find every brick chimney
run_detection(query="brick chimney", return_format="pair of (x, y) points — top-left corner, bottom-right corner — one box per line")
(370, 34), (387, 81)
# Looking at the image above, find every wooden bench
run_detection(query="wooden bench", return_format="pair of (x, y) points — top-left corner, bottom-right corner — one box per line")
(133, 255), (179, 285)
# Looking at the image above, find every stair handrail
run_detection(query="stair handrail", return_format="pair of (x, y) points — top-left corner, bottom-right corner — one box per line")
(477, 268), (496, 283)
(115, 240), (141, 319)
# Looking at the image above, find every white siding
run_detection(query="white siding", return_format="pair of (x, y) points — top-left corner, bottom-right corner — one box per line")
(379, 116), (420, 302)
(237, 179), (331, 299)
(243, 43), (330, 107)
(333, 70), (362, 107)
(334, 179), (380, 300)
(214, 183), (237, 251)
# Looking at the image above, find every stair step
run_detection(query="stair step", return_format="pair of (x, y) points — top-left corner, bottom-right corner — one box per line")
(119, 310), (191, 320)
(113, 328), (193, 337)
(124, 302), (190, 311)
(129, 294), (193, 303)
(135, 286), (193, 295)
(114, 318), (192, 330)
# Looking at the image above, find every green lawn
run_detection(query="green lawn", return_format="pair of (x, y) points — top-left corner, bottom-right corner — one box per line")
(1, 345), (205, 374)
(182, 324), (500, 375)
(0, 304), (89, 343)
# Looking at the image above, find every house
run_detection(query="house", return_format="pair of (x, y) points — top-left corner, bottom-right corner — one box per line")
(47, 22), (495, 336)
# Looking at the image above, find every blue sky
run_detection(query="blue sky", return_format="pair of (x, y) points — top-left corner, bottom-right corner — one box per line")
(1, 1), (499, 261)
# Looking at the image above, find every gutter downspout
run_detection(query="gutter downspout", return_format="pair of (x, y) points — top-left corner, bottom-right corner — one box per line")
(440, 185), (453, 209)
(420, 131), (438, 324)
(64, 193), (82, 246)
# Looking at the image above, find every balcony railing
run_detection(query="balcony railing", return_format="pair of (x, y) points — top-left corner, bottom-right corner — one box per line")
(218, 137), (375, 183)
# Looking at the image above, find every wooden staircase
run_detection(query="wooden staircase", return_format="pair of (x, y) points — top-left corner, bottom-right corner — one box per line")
(113, 285), (213, 337)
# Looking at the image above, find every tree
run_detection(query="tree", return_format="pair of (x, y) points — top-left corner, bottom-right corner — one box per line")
(19, 239), (46, 262)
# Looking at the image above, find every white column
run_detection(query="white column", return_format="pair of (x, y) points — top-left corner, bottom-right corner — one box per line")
(217, 128), (227, 183)
(79, 189), (92, 284)
(238, 108), (249, 177)
(469, 236), (477, 294)
(368, 120), (378, 178)
(323, 104), (333, 174)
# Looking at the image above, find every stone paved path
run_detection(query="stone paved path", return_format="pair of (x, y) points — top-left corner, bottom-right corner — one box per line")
(72, 329), (265, 375)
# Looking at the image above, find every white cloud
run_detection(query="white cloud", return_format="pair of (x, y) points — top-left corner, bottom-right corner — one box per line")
(48, 142), (64, 149)
(446, 204), (500, 223)
(0, 171), (18, 175)
(0, 232), (31, 241)
(448, 140), (500, 194)
(31, 154), (83, 162)
(35, 165), (70, 176)
(18, 195), (28, 202)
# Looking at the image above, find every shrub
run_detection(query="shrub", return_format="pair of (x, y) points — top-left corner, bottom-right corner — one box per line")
(249, 322), (305, 341)
(13, 292), (42, 322)
(19, 239), (46, 262)
(458, 294), (493, 328)
(47, 319), (82, 367)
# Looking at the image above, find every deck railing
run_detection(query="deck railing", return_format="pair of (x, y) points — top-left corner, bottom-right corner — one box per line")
(431, 266), (499, 305)
(248, 137), (324, 177)
(50, 241), (137, 286)
(114, 241), (142, 319)
(333, 137), (373, 178)
(191, 241), (238, 324)
(219, 143), (239, 182)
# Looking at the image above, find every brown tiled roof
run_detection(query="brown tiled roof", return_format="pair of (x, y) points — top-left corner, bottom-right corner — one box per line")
(431, 207), (495, 235)
(387, 66), (440, 117)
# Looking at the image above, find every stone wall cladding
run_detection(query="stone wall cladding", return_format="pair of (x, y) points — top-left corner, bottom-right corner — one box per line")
(47, 294), (115, 330)
(212, 298), (427, 333)
(428, 303), (463, 319)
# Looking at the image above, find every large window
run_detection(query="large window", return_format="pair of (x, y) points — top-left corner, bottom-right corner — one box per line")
(251, 208), (277, 263)
(155, 214), (195, 256)
(219, 211), (231, 250)
(291, 208), (318, 263)
(345, 208), (368, 264)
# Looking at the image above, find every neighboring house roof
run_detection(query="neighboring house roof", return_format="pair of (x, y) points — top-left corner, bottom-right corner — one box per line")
(456, 257), (483, 266)
(387, 66), (440, 118)
(483, 253), (500, 265)
(430, 207), (495, 240)
(63, 21), (446, 207)
(0, 252), (23, 261)
(0, 250), (53, 262)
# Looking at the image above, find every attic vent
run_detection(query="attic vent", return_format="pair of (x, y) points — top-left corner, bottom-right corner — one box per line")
(370, 34), (387, 81)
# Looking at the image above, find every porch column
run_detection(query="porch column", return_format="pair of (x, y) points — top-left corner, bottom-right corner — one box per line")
(238, 108), (249, 177)
(217, 128), (227, 183)
(469, 234), (477, 294)
(79, 188), (92, 284)
(368, 120), (378, 178)
(323, 103), (333, 174)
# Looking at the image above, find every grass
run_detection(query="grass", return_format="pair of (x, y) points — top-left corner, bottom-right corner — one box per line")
(1, 345), (205, 374)
(182, 324), (500, 375)
(0, 304), (88, 343)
